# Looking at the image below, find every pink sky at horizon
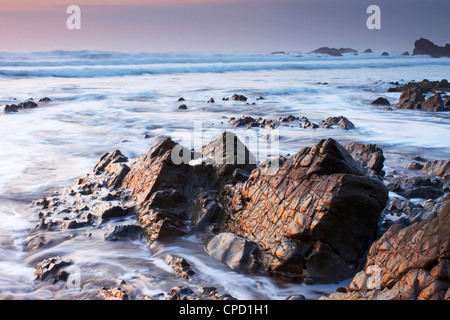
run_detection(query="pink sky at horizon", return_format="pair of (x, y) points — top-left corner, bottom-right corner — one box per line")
(0, 0), (263, 11)
(0, 0), (448, 53)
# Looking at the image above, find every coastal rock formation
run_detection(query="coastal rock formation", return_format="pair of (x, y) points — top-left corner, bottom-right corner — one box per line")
(206, 233), (262, 273)
(413, 38), (450, 58)
(381, 52), (389, 56)
(397, 89), (448, 112)
(371, 97), (390, 106)
(388, 79), (450, 93)
(322, 202), (450, 300)
(28, 133), (403, 287)
(387, 176), (444, 200)
(3, 100), (39, 114)
(319, 116), (355, 130)
(422, 159), (450, 181)
(344, 142), (385, 176)
(224, 138), (389, 283)
(312, 47), (357, 57)
(228, 115), (355, 130)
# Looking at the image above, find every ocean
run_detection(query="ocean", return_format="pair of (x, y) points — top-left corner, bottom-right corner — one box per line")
(0, 50), (449, 299)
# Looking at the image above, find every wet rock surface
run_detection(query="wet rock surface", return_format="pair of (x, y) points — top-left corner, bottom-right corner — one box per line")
(322, 202), (450, 300)
(229, 115), (355, 130)
(25, 128), (449, 299)
(224, 138), (389, 283)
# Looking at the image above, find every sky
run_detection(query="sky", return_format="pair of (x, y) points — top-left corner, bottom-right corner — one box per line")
(0, 0), (449, 53)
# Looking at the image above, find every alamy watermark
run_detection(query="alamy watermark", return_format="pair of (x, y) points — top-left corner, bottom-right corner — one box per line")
(66, 5), (381, 31)
(367, 5), (381, 30)
(67, 5), (81, 30)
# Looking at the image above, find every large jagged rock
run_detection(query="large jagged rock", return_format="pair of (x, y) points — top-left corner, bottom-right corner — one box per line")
(413, 38), (450, 58)
(323, 202), (450, 300)
(122, 133), (256, 242)
(224, 138), (389, 283)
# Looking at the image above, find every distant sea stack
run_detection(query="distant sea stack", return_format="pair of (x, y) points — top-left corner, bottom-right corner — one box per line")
(413, 38), (450, 58)
(311, 47), (357, 57)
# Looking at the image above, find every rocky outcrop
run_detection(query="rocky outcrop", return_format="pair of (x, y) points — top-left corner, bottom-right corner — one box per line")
(206, 233), (262, 273)
(318, 116), (355, 130)
(422, 159), (450, 181)
(224, 138), (389, 283)
(312, 47), (357, 57)
(3, 100), (39, 114)
(344, 142), (385, 176)
(229, 115), (355, 130)
(165, 255), (196, 281)
(371, 97), (390, 106)
(322, 202), (450, 300)
(413, 38), (450, 58)
(387, 79), (450, 93)
(397, 90), (448, 112)
(387, 176), (444, 200)
(231, 94), (248, 102)
(28, 133), (395, 287)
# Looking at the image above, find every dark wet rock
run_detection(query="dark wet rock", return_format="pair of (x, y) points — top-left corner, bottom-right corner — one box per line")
(396, 88), (426, 111)
(98, 287), (129, 300)
(168, 287), (199, 300)
(165, 255), (196, 280)
(34, 256), (73, 283)
(229, 115), (352, 130)
(322, 202), (450, 300)
(363, 49), (373, 54)
(3, 100), (39, 114)
(344, 142), (385, 176)
(271, 51), (286, 55)
(18, 100), (38, 109)
(423, 93), (445, 112)
(3, 104), (19, 114)
(178, 97), (185, 102)
(387, 176), (444, 200)
(371, 97), (390, 106)
(207, 98), (215, 103)
(319, 116), (355, 130)
(413, 38), (450, 58)
(39, 97), (52, 102)
(388, 79), (450, 94)
(206, 232), (262, 273)
(178, 104), (188, 110)
(102, 224), (142, 241)
(381, 52), (389, 56)
(225, 138), (389, 283)
(228, 116), (279, 130)
(222, 97), (229, 101)
(422, 159), (450, 181)
(256, 96), (265, 100)
(404, 161), (424, 171)
(401, 51), (410, 56)
(286, 294), (306, 300)
(312, 47), (357, 57)
(167, 286), (237, 300)
(231, 94), (248, 102)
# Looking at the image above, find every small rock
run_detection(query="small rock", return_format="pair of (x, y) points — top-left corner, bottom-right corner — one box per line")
(178, 104), (188, 110)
